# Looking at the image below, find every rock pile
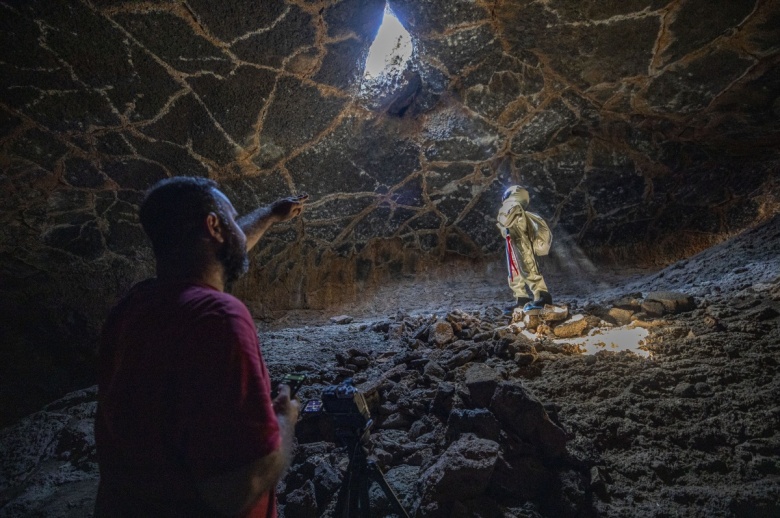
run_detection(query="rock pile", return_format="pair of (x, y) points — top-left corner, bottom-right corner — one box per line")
(0, 388), (98, 517)
(285, 308), (590, 517)
(282, 291), (699, 516)
(2, 214), (777, 517)
(505, 291), (697, 342)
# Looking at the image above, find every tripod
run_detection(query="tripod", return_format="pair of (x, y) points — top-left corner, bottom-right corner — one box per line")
(332, 422), (410, 518)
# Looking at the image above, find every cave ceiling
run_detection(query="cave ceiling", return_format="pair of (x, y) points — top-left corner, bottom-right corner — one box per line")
(0, 0), (779, 331)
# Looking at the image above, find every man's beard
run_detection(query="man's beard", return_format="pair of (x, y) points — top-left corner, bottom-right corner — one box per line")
(217, 222), (249, 284)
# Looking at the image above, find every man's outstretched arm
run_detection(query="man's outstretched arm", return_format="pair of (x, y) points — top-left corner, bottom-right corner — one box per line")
(238, 194), (308, 252)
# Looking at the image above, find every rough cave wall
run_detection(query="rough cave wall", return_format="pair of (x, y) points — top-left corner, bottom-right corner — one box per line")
(0, 0), (779, 423)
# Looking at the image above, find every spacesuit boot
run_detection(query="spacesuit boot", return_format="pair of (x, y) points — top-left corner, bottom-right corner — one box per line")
(504, 296), (533, 314)
(522, 290), (553, 314)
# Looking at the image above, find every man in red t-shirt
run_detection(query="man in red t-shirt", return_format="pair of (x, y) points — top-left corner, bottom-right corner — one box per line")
(95, 177), (308, 517)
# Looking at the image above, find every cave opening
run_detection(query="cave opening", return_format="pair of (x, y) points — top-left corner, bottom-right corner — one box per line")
(363, 4), (413, 81)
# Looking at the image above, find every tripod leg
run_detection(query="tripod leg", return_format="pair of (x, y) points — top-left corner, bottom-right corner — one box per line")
(334, 442), (361, 518)
(366, 461), (410, 518)
(359, 469), (371, 518)
(336, 444), (374, 518)
(333, 471), (352, 518)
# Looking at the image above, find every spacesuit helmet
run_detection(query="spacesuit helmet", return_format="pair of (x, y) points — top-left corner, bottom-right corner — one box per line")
(502, 185), (530, 208)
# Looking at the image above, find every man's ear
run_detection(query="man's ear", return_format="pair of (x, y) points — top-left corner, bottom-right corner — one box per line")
(205, 212), (225, 243)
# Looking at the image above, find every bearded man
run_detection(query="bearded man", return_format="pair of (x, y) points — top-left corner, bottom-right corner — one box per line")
(94, 177), (307, 517)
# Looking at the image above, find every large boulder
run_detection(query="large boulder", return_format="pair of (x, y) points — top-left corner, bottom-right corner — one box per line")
(464, 363), (499, 408)
(416, 435), (500, 504)
(645, 291), (696, 314)
(490, 381), (569, 458)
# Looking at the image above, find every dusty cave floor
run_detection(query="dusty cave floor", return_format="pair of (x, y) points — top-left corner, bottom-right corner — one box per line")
(1, 216), (779, 517)
(257, 215), (780, 517)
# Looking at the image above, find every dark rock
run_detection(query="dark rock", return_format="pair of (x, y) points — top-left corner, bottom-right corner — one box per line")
(335, 366), (356, 376)
(446, 408), (501, 442)
(423, 360), (446, 379)
(443, 347), (480, 369)
(431, 383), (456, 418)
(382, 412), (412, 430)
(694, 382), (713, 396)
(285, 479), (318, 518)
(408, 417), (434, 440)
(673, 382), (697, 398)
(514, 352), (537, 366)
(313, 461), (341, 506)
(413, 323), (431, 341)
(373, 447), (393, 468)
(641, 300), (667, 317)
(405, 446), (434, 466)
(751, 307), (780, 321)
(410, 358), (430, 370)
(63, 158), (105, 189)
(140, 92), (237, 164)
(612, 294), (643, 310)
(294, 442), (332, 461)
(54, 418), (95, 465)
(372, 321), (392, 333)
(490, 381), (569, 458)
(417, 436), (500, 503)
(472, 331), (492, 342)
(387, 323), (406, 339)
(464, 364), (499, 408)
(351, 356), (370, 368)
(379, 402), (399, 416)
(507, 336), (536, 356)
(646, 291), (697, 314)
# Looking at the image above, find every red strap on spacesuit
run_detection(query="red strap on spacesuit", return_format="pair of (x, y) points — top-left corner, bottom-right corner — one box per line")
(505, 232), (520, 281)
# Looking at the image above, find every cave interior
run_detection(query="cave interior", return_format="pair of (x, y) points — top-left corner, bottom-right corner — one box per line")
(0, 0), (779, 516)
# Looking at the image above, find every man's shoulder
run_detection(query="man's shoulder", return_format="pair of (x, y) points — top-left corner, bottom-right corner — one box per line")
(120, 280), (250, 318)
(179, 284), (250, 315)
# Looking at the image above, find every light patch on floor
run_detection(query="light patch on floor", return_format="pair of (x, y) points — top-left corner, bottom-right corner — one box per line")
(556, 324), (651, 358)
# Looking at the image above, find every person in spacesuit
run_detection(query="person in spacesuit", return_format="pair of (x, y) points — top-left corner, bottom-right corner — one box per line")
(497, 185), (553, 313)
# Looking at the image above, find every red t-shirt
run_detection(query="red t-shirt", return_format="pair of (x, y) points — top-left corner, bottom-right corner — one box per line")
(95, 280), (280, 517)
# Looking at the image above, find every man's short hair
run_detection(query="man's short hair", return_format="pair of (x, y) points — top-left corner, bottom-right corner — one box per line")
(139, 177), (220, 259)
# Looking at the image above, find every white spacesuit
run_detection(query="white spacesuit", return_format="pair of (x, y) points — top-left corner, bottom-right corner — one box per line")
(496, 185), (553, 311)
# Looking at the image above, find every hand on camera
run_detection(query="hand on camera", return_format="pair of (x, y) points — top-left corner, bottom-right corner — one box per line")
(273, 384), (300, 422)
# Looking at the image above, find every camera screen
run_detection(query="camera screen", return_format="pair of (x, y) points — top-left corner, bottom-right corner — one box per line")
(302, 399), (323, 413)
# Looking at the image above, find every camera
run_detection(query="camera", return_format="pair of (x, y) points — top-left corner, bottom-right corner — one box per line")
(301, 379), (409, 517)
(303, 378), (371, 433)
